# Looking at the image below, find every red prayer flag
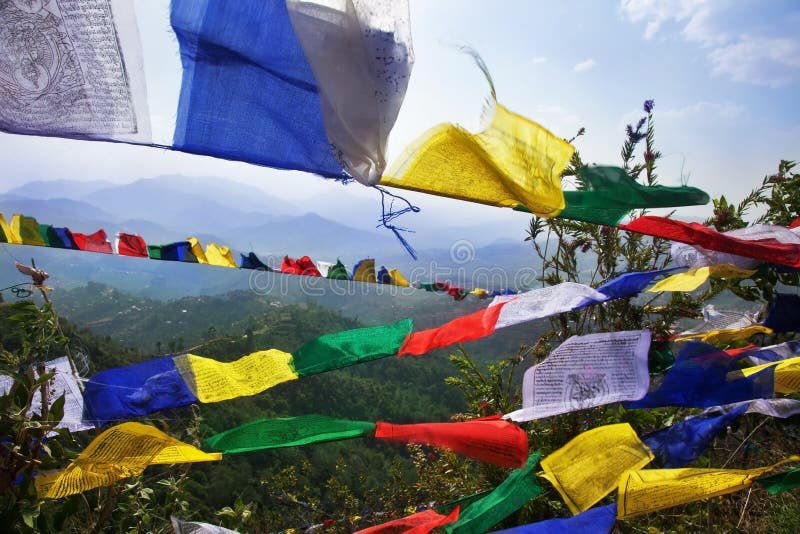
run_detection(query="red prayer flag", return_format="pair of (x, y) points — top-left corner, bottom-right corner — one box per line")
(789, 217), (800, 230)
(619, 216), (800, 268)
(281, 255), (322, 276)
(398, 302), (508, 356)
(375, 416), (528, 468)
(116, 233), (148, 258)
(71, 229), (113, 254)
(355, 507), (460, 534)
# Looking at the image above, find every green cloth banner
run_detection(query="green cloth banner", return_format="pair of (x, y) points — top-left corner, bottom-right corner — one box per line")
(757, 467), (800, 495)
(205, 415), (376, 454)
(326, 259), (350, 280)
(445, 452), (544, 534)
(293, 319), (413, 376)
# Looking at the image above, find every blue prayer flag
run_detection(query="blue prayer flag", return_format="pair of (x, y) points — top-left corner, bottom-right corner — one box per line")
(490, 503), (616, 533)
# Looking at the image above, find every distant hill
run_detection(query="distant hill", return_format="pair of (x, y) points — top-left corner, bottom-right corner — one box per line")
(6, 179), (115, 200)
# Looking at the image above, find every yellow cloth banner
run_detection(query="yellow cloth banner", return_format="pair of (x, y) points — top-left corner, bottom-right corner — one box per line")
(675, 325), (772, 344)
(35, 423), (220, 499)
(737, 356), (800, 394)
(617, 456), (800, 519)
(205, 243), (237, 268)
(11, 214), (46, 246)
(187, 237), (208, 264)
(381, 104), (573, 216)
(174, 350), (298, 403)
(353, 259), (377, 283)
(388, 268), (410, 287)
(540, 423), (654, 514)
(647, 264), (756, 293)
(0, 213), (22, 244)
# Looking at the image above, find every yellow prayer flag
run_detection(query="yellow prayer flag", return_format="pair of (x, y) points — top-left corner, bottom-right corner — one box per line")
(736, 356), (800, 394)
(388, 268), (410, 287)
(353, 259), (377, 283)
(174, 350), (298, 403)
(381, 104), (573, 216)
(11, 214), (46, 246)
(540, 423), (654, 514)
(470, 288), (490, 298)
(646, 264), (756, 293)
(675, 325), (772, 344)
(35, 423), (220, 499)
(187, 237), (209, 263)
(617, 456), (800, 519)
(0, 213), (22, 244)
(205, 243), (237, 268)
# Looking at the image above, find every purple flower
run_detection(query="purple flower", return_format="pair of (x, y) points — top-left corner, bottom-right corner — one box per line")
(644, 99), (655, 114)
(644, 150), (656, 162)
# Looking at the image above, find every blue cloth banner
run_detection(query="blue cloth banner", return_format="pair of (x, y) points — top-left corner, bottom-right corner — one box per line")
(594, 268), (679, 300)
(83, 356), (198, 425)
(490, 503), (616, 533)
(377, 266), (392, 284)
(763, 293), (800, 333)
(643, 404), (748, 467)
(240, 252), (271, 270)
(171, 0), (345, 178)
(626, 342), (775, 409)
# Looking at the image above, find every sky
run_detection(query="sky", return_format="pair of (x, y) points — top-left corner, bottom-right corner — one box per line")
(1, 0), (799, 228)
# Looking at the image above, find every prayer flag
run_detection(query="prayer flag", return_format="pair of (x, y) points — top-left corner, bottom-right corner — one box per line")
(674, 325), (772, 345)
(326, 259), (350, 280)
(646, 264), (756, 292)
(352, 258), (377, 283)
(763, 293), (800, 333)
(281, 255), (322, 276)
(147, 241), (198, 262)
(171, 517), (240, 534)
(71, 229), (113, 254)
(678, 305), (760, 337)
(446, 453), (545, 534)
(382, 104), (573, 216)
(540, 423), (653, 514)
(389, 268), (410, 287)
(617, 456), (800, 518)
(757, 467), (800, 495)
(11, 214), (45, 246)
(698, 398), (800, 419)
(505, 330), (650, 422)
(737, 356), (800, 395)
(0, 213), (19, 243)
(205, 243), (237, 268)
(356, 507), (460, 534)
(239, 252), (271, 270)
(490, 503), (616, 534)
(116, 233), (148, 258)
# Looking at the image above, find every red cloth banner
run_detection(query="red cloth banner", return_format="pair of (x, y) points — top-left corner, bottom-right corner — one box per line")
(116, 233), (148, 257)
(72, 229), (113, 254)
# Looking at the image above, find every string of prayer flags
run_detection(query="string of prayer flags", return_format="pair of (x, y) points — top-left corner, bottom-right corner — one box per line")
(762, 293), (800, 333)
(116, 233), (149, 258)
(504, 330), (651, 422)
(539, 423), (654, 515)
(381, 104), (573, 216)
(646, 264), (756, 293)
(205, 415), (376, 454)
(642, 404), (748, 468)
(207, 414), (528, 468)
(627, 342), (775, 409)
(171, 516), (240, 534)
(756, 467), (800, 495)
(620, 217), (800, 268)
(518, 165), (709, 226)
(489, 503), (617, 534)
(373, 415), (528, 468)
(83, 320), (412, 423)
(355, 507), (460, 534)
(35, 422), (220, 499)
(445, 453), (545, 534)
(616, 456), (800, 519)
(285, 0), (413, 185)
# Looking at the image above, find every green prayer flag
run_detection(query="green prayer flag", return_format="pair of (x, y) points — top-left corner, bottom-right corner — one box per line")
(205, 415), (376, 454)
(293, 318), (413, 376)
(17, 215), (46, 246)
(326, 259), (349, 280)
(445, 452), (544, 533)
(147, 245), (163, 260)
(757, 467), (800, 495)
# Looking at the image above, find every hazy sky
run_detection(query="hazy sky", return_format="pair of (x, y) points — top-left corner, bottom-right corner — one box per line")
(1, 0), (798, 226)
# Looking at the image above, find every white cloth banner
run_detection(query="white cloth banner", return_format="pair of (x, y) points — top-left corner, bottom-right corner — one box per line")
(0, 0), (150, 142)
(505, 330), (651, 422)
(171, 516), (239, 534)
(679, 304), (760, 337)
(315, 260), (335, 277)
(696, 398), (800, 420)
(491, 282), (608, 330)
(745, 341), (800, 366)
(671, 225), (800, 269)
(0, 356), (94, 434)
(286, 0), (414, 185)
